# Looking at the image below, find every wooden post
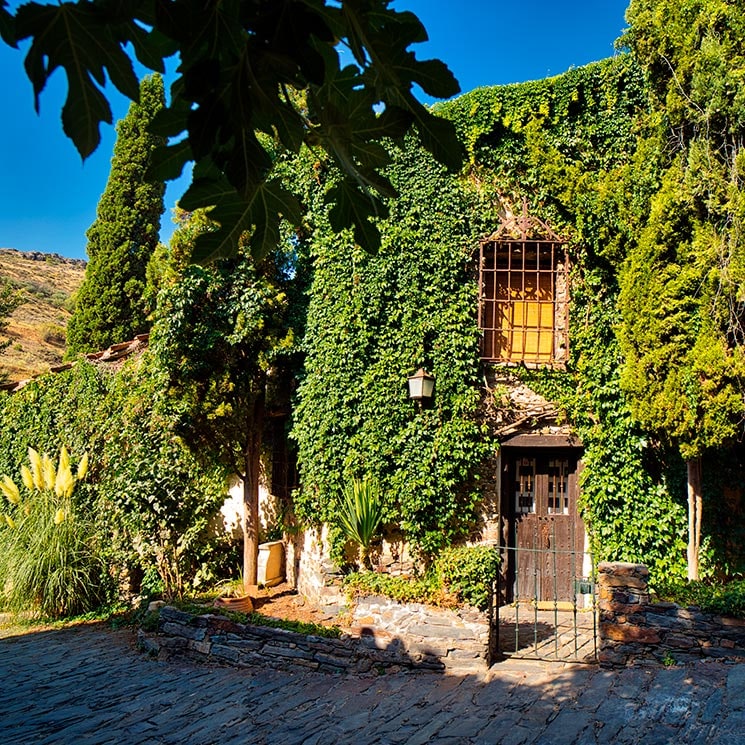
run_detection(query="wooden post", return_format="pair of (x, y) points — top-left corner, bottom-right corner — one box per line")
(686, 457), (703, 581)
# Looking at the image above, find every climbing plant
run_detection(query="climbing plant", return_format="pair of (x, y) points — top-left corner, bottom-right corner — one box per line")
(292, 52), (709, 578)
(292, 133), (489, 561)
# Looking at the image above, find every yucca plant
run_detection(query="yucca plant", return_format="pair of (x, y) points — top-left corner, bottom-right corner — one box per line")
(0, 446), (107, 619)
(338, 477), (383, 569)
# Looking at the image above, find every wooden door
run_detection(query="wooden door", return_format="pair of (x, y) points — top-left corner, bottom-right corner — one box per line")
(507, 450), (582, 602)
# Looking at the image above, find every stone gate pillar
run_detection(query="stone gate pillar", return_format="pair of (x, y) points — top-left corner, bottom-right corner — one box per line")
(597, 561), (658, 667)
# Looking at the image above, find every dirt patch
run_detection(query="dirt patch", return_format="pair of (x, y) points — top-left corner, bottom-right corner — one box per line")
(247, 583), (345, 629)
(0, 249), (85, 379)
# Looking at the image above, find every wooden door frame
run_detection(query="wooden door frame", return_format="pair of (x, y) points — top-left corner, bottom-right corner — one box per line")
(499, 440), (584, 603)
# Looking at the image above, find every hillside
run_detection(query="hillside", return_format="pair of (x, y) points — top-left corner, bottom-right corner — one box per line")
(0, 249), (86, 381)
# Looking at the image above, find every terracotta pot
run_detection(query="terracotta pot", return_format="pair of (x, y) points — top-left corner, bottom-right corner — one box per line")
(213, 595), (254, 613)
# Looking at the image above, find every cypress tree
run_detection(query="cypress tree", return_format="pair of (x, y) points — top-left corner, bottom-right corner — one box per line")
(620, 0), (745, 579)
(67, 75), (166, 355)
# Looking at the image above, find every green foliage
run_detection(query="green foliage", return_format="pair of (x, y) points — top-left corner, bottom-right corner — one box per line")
(652, 578), (745, 619)
(293, 132), (489, 559)
(0, 355), (235, 603)
(620, 0), (745, 459)
(151, 249), (296, 478)
(568, 267), (688, 578)
(344, 571), (443, 606)
(66, 74), (166, 355)
(618, 162), (745, 461)
(98, 352), (234, 598)
(6, 0), (462, 259)
(292, 54), (686, 574)
(337, 477), (383, 567)
(516, 367), (575, 411)
(614, 0), (745, 579)
(293, 42), (744, 580)
(618, 1), (745, 463)
(437, 544), (501, 611)
(0, 446), (111, 618)
(240, 612), (342, 639)
(343, 544), (500, 611)
(150, 217), (302, 585)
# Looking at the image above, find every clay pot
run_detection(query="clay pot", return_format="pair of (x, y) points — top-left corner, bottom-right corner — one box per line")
(213, 595), (254, 613)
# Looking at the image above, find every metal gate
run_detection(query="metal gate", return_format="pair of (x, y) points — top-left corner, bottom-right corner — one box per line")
(489, 524), (598, 664)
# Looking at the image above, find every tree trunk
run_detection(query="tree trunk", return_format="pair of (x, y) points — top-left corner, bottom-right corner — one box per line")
(686, 456), (703, 581)
(242, 393), (265, 592)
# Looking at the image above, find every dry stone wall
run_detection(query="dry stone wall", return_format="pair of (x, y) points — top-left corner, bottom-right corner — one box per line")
(350, 595), (490, 672)
(598, 562), (745, 667)
(141, 599), (492, 674)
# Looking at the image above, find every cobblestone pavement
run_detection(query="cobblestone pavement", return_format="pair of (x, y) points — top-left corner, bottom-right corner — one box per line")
(2, 624), (745, 745)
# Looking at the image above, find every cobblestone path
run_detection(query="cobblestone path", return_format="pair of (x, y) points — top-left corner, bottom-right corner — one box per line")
(2, 624), (745, 744)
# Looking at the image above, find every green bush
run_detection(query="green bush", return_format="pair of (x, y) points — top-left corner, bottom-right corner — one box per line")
(343, 571), (443, 606)
(437, 544), (501, 611)
(343, 544), (501, 611)
(652, 578), (745, 619)
(337, 477), (383, 568)
(0, 353), (235, 604)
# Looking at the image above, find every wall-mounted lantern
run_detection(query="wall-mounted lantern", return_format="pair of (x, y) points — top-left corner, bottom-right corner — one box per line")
(407, 368), (435, 401)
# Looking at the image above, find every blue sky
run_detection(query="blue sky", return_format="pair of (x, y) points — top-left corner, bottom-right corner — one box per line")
(0, 1), (629, 261)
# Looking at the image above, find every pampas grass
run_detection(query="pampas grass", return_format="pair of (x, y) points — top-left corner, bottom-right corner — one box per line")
(0, 447), (108, 619)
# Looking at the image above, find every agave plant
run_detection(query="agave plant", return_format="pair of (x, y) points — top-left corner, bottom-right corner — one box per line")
(338, 477), (383, 569)
(0, 445), (105, 619)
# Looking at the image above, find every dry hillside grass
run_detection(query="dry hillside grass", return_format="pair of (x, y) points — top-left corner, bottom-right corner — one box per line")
(0, 249), (86, 381)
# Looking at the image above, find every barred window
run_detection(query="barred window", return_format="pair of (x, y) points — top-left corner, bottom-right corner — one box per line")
(479, 240), (569, 366)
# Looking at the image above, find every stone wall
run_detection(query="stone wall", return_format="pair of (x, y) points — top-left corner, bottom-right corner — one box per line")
(598, 562), (745, 667)
(285, 526), (347, 613)
(141, 598), (492, 675)
(350, 595), (490, 672)
(286, 527), (420, 609)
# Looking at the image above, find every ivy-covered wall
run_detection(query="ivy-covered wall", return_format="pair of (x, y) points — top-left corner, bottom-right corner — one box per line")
(292, 142), (489, 558)
(291, 53), (718, 578)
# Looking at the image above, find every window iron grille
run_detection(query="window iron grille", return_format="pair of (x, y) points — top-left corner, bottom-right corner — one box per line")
(479, 240), (569, 366)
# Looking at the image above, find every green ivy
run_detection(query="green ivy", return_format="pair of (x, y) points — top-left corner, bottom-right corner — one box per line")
(289, 48), (744, 579)
(437, 544), (501, 611)
(292, 135), (489, 559)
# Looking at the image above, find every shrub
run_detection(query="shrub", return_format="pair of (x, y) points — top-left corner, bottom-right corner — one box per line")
(0, 447), (112, 618)
(344, 544), (501, 611)
(436, 544), (501, 610)
(337, 477), (383, 568)
(343, 571), (443, 606)
(40, 323), (66, 346)
(652, 578), (745, 619)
